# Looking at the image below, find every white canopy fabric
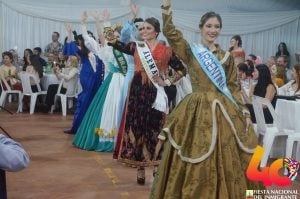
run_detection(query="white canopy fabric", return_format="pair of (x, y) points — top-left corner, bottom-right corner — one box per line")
(0, 0), (299, 66)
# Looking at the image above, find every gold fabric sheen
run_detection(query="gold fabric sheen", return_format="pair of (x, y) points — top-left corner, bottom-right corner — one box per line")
(149, 12), (264, 199)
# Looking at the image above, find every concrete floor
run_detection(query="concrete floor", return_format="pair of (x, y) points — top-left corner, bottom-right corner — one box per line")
(1, 105), (299, 199)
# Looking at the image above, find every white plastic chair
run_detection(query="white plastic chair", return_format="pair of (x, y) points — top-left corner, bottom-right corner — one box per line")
(18, 72), (47, 114)
(0, 77), (23, 113)
(252, 95), (293, 167)
(285, 134), (300, 161)
(53, 74), (78, 116)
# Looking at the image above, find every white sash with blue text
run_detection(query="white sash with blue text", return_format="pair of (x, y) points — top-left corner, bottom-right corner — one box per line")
(190, 43), (238, 107)
(136, 41), (169, 113)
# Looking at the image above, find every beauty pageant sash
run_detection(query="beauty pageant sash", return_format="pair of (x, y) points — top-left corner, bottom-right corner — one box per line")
(136, 41), (169, 113)
(113, 48), (128, 75)
(190, 43), (238, 107)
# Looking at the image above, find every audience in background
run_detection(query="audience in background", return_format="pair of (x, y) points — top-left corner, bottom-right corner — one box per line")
(33, 47), (47, 67)
(229, 35), (245, 66)
(246, 64), (277, 124)
(278, 64), (300, 96)
(21, 49), (33, 71)
(276, 55), (291, 84)
(0, 51), (22, 90)
(43, 55), (79, 113)
(247, 53), (262, 66)
(44, 31), (63, 61)
(237, 62), (253, 104)
(275, 42), (290, 60)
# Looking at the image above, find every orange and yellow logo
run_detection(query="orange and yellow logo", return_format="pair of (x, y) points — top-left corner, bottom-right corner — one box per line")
(246, 145), (299, 186)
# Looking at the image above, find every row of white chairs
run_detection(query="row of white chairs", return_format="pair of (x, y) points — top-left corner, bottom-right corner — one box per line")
(0, 72), (79, 116)
(252, 95), (300, 167)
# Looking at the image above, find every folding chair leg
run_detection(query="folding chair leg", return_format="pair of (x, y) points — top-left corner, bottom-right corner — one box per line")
(0, 93), (7, 106)
(260, 134), (275, 168)
(29, 94), (38, 114)
(17, 93), (23, 113)
(61, 96), (67, 116)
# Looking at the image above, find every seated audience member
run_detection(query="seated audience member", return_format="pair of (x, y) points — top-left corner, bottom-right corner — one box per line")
(44, 31), (63, 60)
(0, 51), (22, 90)
(246, 64), (277, 124)
(277, 55), (291, 83)
(8, 49), (22, 70)
(33, 47), (47, 67)
(275, 42), (290, 60)
(43, 55), (79, 112)
(0, 134), (29, 172)
(237, 62), (253, 104)
(247, 54), (262, 66)
(25, 55), (43, 87)
(278, 64), (300, 96)
(266, 56), (279, 86)
(57, 52), (66, 69)
(21, 49), (33, 71)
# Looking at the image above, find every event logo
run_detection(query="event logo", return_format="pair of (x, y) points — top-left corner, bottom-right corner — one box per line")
(246, 145), (299, 186)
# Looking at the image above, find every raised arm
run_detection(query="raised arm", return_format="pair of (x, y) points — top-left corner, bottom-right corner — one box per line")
(90, 10), (106, 45)
(62, 22), (80, 56)
(161, 0), (190, 64)
(80, 11), (101, 56)
(120, 3), (139, 43)
(64, 23), (73, 43)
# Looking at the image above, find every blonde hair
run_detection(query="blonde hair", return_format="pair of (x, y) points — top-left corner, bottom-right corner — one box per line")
(68, 55), (78, 68)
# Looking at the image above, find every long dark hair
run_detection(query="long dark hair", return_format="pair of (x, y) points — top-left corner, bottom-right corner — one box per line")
(199, 11), (222, 29)
(29, 54), (43, 78)
(229, 35), (242, 52)
(76, 34), (90, 57)
(254, 64), (274, 97)
(293, 64), (300, 93)
(276, 42), (290, 57)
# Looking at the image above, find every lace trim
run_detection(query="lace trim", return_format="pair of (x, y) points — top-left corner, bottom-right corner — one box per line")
(164, 99), (255, 164)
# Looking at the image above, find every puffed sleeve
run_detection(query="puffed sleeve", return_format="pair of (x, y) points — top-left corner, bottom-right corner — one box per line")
(63, 41), (79, 56)
(162, 6), (191, 65)
(108, 41), (136, 56)
(120, 21), (136, 43)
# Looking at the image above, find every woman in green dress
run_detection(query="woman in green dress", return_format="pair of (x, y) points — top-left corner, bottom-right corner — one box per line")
(150, 0), (264, 198)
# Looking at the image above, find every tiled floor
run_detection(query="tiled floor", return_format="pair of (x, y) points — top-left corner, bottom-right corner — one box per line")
(1, 105), (299, 199)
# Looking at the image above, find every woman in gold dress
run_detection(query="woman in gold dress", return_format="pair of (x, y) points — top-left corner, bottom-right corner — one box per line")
(150, 0), (263, 198)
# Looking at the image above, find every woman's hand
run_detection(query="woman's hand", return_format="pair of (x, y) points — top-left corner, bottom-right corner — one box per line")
(153, 75), (167, 87)
(162, 0), (171, 7)
(80, 11), (88, 24)
(102, 9), (110, 22)
(130, 3), (138, 18)
(89, 10), (100, 20)
(64, 23), (72, 34)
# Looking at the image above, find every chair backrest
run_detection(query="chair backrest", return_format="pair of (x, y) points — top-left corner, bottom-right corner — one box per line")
(252, 95), (280, 134)
(56, 74), (78, 97)
(18, 72), (42, 94)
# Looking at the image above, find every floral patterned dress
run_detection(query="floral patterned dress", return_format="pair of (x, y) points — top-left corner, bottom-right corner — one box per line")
(150, 10), (263, 199)
(110, 41), (186, 167)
